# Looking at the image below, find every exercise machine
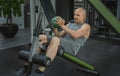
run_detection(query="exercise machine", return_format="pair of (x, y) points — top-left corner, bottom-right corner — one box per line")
(18, 0), (99, 76)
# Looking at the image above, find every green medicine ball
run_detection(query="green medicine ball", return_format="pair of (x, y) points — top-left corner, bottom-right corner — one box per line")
(51, 16), (62, 28)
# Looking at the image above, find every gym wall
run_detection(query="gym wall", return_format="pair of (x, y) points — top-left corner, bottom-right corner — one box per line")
(56, 0), (74, 23)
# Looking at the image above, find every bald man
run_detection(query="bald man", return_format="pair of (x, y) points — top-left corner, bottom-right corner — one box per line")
(31, 7), (91, 75)
(17, 7), (91, 76)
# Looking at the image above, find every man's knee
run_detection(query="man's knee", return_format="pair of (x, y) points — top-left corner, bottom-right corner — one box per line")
(50, 37), (60, 45)
(51, 37), (60, 41)
(39, 35), (47, 40)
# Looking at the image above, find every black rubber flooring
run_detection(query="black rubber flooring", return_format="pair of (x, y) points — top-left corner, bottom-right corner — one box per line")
(0, 37), (120, 76)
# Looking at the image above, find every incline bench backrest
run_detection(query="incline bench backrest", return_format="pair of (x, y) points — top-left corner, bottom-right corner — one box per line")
(39, 0), (56, 24)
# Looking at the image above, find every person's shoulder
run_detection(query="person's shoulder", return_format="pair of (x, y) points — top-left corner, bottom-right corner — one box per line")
(82, 23), (90, 26)
(82, 23), (91, 29)
(82, 23), (90, 27)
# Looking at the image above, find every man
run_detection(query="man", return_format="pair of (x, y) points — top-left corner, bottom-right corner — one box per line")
(16, 7), (90, 76)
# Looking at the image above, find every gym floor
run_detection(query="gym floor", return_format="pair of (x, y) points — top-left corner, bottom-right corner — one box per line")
(0, 29), (120, 76)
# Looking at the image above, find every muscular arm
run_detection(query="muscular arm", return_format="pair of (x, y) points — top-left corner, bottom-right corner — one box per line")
(56, 18), (90, 39)
(61, 23), (90, 39)
(53, 28), (65, 37)
(53, 24), (69, 37)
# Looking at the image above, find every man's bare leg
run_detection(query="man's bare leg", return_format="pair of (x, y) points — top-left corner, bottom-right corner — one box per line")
(38, 37), (60, 72)
(39, 35), (48, 44)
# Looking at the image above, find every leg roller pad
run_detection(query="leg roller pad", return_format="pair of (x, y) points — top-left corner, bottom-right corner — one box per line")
(19, 50), (51, 67)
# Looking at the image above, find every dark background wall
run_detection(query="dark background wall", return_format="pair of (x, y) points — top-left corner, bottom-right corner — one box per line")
(56, 0), (74, 23)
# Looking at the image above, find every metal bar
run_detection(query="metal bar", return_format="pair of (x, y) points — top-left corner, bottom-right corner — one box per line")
(86, 0), (120, 34)
(63, 52), (94, 70)
(30, 0), (36, 43)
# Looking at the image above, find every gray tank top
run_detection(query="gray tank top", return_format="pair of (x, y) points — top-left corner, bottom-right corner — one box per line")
(63, 22), (87, 54)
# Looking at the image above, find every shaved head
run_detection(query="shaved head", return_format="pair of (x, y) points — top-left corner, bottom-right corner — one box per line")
(74, 7), (86, 24)
(75, 7), (86, 18)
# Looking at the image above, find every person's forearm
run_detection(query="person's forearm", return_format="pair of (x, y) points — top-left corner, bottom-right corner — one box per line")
(61, 25), (77, 38)
(53, 28), (60, 37)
